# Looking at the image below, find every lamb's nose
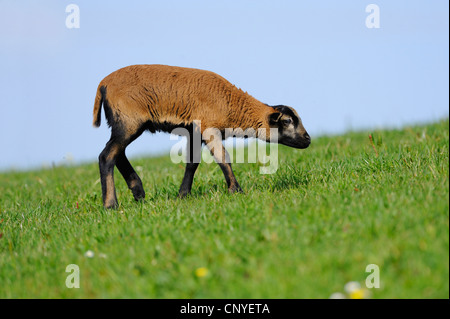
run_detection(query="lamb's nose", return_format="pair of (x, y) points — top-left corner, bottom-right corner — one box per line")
(304, 133), (311, 142)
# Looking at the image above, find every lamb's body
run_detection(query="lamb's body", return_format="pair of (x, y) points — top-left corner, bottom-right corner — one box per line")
(93, 64), (310, 208)
(93, 65), (271, 136)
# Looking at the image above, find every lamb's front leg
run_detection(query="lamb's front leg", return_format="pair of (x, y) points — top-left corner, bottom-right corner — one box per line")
(179, 129), (201, 197)
(179, 162), (200, 197)
(204, 136), (243, 194)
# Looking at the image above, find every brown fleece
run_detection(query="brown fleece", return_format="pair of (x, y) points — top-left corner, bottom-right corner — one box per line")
(93, 64), (277, 137)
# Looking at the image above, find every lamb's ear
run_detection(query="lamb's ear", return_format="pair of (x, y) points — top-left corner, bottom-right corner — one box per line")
(269, 112), (282, 125)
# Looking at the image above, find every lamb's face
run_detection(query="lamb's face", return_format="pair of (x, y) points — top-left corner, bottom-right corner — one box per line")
(268, 105), (310, 149)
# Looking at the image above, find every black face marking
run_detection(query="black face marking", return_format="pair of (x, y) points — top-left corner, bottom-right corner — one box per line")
(271, 105), (299, 126)
(268, 112), (282, 125)
(266, 104), (310, 149)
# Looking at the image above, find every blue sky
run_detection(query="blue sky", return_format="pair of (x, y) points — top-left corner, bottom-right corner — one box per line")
(0, 0), (448, 170)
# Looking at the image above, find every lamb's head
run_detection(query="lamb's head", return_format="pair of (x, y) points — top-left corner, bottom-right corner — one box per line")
(268, 105), (310, 149)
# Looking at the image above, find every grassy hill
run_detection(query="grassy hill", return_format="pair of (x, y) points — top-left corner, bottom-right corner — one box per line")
(0, 119), (448, 298)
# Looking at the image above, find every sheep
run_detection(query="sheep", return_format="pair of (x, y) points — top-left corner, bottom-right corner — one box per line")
(93, 64), (310, 208)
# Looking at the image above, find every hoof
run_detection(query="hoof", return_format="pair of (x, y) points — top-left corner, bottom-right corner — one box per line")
(104, 201), (118, 209)
(131, 187), (146, 201)
(178, 190), (190, 198)
(228, 185), (244, 194)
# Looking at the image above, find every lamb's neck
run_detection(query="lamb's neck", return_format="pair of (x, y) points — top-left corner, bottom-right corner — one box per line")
(236, 93), (273, 132)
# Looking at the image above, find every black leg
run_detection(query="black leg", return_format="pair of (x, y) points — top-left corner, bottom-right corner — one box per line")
(116, 151), (145, 201)
(217, 161), (243, 193)
(99, 138), (124, 208)
(178, 128), (201, 197)
(179, 162), (200, 197)
(204, 136), (243, 194)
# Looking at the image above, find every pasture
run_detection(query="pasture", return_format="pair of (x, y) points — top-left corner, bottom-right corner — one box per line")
(0, 119), (448, 298)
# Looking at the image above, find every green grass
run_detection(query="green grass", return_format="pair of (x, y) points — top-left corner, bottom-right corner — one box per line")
(0, 119), (448, 298)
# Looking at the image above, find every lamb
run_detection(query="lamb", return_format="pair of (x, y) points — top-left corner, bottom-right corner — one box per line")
(92, 64), (310, 208)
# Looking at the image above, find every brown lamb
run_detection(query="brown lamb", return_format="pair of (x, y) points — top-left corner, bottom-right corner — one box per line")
(93, 64), (310, 208)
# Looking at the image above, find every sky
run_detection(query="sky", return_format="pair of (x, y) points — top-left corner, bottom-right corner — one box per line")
(0, 0), (448, 170)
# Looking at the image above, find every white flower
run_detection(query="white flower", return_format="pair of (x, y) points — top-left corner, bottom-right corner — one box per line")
(344, 281), (361, 294)
(84, 250), (95, 258)
(329, 292), (346, 299)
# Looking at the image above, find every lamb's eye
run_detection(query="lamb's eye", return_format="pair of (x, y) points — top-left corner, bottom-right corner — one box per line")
(282, 118), (292, 126)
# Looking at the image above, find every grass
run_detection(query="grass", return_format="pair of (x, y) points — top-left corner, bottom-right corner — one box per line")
(0, 119), (448, 298)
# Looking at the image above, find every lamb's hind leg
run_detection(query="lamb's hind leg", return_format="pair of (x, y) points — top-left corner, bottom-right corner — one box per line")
(116, 151), (145, 201)
(99, 122), (144, 208)
(99, 137), (125, 209)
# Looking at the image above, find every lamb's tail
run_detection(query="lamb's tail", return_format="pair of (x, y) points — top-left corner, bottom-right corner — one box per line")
(92, 85), (105, 127)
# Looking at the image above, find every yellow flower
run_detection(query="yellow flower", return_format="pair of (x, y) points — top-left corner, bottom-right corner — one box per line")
(349, 288), (366, 299)
(195, 267), (209, 278)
